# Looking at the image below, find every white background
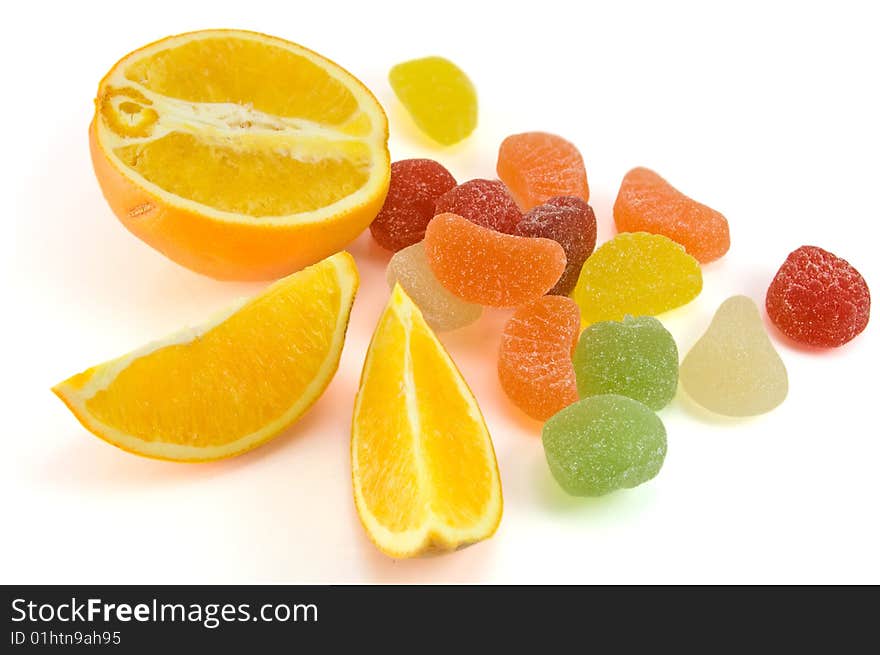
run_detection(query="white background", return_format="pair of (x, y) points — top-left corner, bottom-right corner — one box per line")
(3, 0), (878, 584)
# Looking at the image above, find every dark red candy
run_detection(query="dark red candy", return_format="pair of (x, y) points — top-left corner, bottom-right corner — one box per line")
(766, 245), (871, 347)
(370, 159), (456, 251)
(434, 179), (522, 234)
(513, 196), (597, 295)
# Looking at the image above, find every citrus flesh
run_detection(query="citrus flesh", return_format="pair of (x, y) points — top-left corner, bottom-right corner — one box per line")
(53, 252), (359, 461)
(351, 285), (502, 557)
(92, 30), (390, 280)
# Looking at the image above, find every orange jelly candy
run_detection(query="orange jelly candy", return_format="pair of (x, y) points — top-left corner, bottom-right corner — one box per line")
(498, 296), (580, 421)
(496, 132), (590, 210)
(424, 213), (566, 307)
(614, 167), (730, 263)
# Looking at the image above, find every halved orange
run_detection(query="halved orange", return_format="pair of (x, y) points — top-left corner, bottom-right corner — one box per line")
(352, 284), (503, 558)
(91, 29), (390, 280)
(53, 252), (358, 462)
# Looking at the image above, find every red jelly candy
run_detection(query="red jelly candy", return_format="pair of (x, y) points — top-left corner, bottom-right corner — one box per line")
(513, 196), (597, 295)
(766, 245), (871, 347)
(433, 179), (522, 233)
(370, 159), (457, 251)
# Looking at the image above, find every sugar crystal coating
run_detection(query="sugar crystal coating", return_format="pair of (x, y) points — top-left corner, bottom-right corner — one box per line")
(434, 179), (522, 234)
(497, 132), (589, 210)
(681, 295), (788, 417)
(498, 296), (580, 421)
(573, 316), (678, 410)
(542, 394), (667, 497)
(389, 56), (477, 146)
(387, 242), (482, 332)
(766, 245), (870, 348)
(614, 167), (730, 263)
(424, 213), (566, 307)
(370, 159), (456, 251)
(513, 196), (597, 295)
(573, 232), (702, 326)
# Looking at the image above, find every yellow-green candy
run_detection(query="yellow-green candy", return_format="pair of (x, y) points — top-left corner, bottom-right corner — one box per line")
(543, 394), (667, 497)
(573, 315), (678, 410)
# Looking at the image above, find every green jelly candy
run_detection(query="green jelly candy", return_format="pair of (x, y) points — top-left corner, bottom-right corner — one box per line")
(542, 394), (667, 497)
(573, 315), (679, 410)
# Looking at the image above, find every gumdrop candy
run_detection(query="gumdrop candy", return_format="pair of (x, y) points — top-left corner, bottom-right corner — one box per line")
(614, 167), (730, 263)
(681, 296), (788, 417)
(766, 245), (870, 348)
(573, 232), (702, 326)
(434, 179), (522, 234)
(498, 296), (580, 421)
(386, 242), (482, 332)
(573, 316), (678, 410)
(513, 196), (597, 295)
(389, 56), (477, 146)
(542, 394), (666, 497)
(424, 213), (565, 307)
(496, 132), (589, 210)
(370, 159), (457, 251)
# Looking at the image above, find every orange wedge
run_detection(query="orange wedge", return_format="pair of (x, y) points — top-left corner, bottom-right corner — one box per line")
(91, 29), (390, 280)
(352, 285), (503, 558)
(53, 252), (358, 462)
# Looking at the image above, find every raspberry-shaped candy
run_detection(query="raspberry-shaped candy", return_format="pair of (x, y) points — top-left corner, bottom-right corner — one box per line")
(434, 179), (522, 233)
(370, 159), (456, 251)
(513, 196), (596, 295)
(766, 245), (870, 347)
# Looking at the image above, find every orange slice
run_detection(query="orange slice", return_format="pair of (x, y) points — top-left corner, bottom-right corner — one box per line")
(92, 29), (390, 280)
(351, 285), (503, 558)
(53, 252), (358, 462)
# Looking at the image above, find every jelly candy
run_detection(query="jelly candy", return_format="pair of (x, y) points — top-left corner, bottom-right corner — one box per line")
(513, 196), (597, 295)
(498, 296), (580, 421)
(573, 316), (678, 410)
(496, 132), (589, 210)
(434, 179), (522, 234)
(389, 56), (477, 146)
(614, 167), (730, 263)
(573, 232), (702, 326)
(370, 159), (456, 251)
(542, 394), (666, 497)
(681, 296), (787, 417)
(424, 213), (565, 307)
(766, 245), (870, 348)
(386, 242), (482, 332)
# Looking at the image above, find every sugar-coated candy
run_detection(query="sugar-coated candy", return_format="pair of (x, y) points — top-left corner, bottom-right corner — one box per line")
(386, 242), (482, 332)
(496, 132), (589, 210)
(542, 394), (667, 497)
(573, 232), (702, 326)
(434, 179), (522, 234)
(573, 316), (678, 410)
(766, 245), (870, 348)
(614, 167), (730, 263)
(498, 296), (580, 421)
(389, 56), (477, 146)
(513, 196), (597, 295)
(681, 296), (787, 417)
(370, 159), (457, 251)
(425, 213), (566, 307)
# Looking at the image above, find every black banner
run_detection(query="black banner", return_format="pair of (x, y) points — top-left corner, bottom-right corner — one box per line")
(1, 585), (874, 650)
